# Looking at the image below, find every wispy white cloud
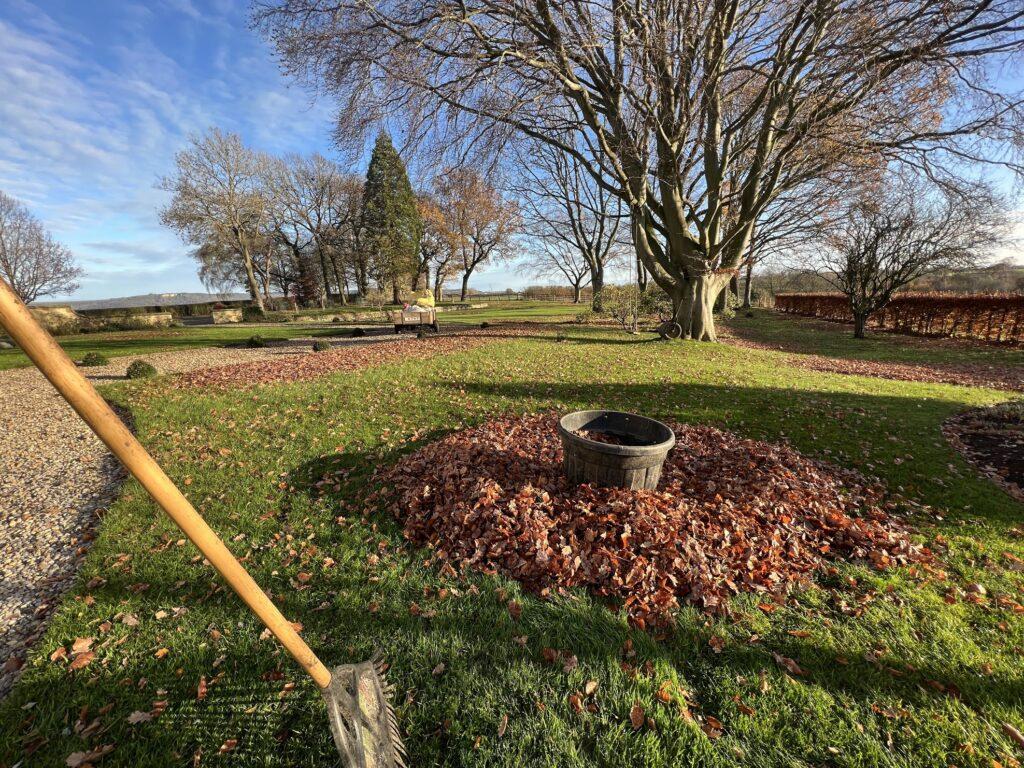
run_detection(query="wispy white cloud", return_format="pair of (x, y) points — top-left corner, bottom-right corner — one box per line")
(0, 0), (336, 300)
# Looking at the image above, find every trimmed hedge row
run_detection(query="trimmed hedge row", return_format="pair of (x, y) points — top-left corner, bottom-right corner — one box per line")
(775, 292), (1024, 343)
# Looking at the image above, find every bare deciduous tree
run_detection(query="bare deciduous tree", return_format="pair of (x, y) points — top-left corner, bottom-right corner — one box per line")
(813, 178), (1007, 338)
(516, 143), (626, 310)
(434, 168), (519, 300)
(0, 191), (82, 303)
(257, 0), (1024, 341)
(160, 128), (272, 313)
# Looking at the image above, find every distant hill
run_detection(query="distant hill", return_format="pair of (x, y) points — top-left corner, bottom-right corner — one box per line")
(33, 292), (253, 311)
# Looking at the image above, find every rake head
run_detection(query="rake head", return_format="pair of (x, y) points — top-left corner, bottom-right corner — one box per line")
(322, 656), (406, 768)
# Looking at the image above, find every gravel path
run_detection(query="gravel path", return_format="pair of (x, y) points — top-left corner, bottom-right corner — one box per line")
(0, 342), (319, 697)
(0, 326), (514, 697)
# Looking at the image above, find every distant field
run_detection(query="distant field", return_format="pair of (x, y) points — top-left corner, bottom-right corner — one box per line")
(0, 302), (582, 371)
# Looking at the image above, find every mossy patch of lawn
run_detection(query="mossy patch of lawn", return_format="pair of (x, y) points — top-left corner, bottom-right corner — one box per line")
(2, 324), (1023, 767)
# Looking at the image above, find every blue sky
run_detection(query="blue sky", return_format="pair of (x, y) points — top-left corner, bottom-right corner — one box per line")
(0, 0), (533, 300)
(1, 2), (1019, 302)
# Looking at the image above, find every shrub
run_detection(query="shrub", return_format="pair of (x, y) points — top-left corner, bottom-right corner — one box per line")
(574, 309), (596, 324)
(79, 352), (109, 367)
(416, 327), (426, 339)
(480, 321), (490, 329)
(312, 340), (332, 352)
(352, 327), (366, 338)
(126, 360), (157, 379)
(247, 335), (267, 348)
(242, 306), (290, 323)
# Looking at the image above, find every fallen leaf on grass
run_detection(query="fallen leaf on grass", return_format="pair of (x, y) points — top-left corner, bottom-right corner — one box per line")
(630, 702), (645, 729)
(703, 715), (724, 739)
(127, 710), (152, 724)
(772, 653), (805, 676)
(65, 745), (113, 767)
(68, 652), (95, 671)
(497, 714), (508, 737)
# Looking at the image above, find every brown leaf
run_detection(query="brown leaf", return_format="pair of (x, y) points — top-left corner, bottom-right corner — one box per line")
(629, 702), (645, 730)
(68, 651), (95, 671)
(772, 652), (805, 676)
(127, 710), (152, 724)
(497, 714), (508, 738)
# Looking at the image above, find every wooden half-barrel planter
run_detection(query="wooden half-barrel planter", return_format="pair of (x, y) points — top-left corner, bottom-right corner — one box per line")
(557, 410), (675, 490)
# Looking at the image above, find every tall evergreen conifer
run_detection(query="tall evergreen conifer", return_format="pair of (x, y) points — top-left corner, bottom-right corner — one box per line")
(361, 133), (421, 303)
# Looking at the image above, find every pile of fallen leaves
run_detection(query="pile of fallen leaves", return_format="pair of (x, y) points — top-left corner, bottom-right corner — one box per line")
(373, 413), (930, 626)
(173, 325), (545, 390)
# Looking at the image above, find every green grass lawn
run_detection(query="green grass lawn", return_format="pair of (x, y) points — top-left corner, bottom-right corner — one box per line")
(727, 309), (1024, 369)
(2, 322), (1024, 767)
(0, 302), (579, 371)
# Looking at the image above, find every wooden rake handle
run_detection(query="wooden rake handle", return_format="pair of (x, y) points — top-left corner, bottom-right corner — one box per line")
(0, 278), (332, 689)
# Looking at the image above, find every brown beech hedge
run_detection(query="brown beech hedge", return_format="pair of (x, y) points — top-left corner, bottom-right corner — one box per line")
(775, 293), (1024, 343)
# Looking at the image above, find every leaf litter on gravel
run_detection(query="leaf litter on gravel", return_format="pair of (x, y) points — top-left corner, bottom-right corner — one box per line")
(172, 326), (546, 390)
(370, 413), (931, 626)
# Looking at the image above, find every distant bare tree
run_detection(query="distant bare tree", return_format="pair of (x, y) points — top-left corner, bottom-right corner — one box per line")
(418, 194), (461, 301)
(159, 128), (272, 313)
(741, 174), (852, 307)
(0, 191), (81, 303)
(257, 0), (1024, 341)
(516, 144), (626, 310)
(813, 178), (1007, 338)
(434, 168), (519, 300)
(267, 153), (353, 304)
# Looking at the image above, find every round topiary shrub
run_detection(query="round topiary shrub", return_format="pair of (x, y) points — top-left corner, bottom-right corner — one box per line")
(247, 335), (267, 348)
(351, 327), (366, 338)
(312, 340), (331, 352)
(480, 322), (490, 329)
(126, 360), (157, 379)
(80, 352), (109, 367)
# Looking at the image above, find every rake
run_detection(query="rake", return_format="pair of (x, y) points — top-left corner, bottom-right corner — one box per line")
(0, 278), (405, 768)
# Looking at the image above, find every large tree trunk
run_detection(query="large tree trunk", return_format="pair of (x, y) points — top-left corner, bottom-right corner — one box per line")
(460, 270), (471, 301)
(742, 260), (754, 308)
(591, 266), (605, 312)
(317, 253), (331, 307)
(672, 273), (730, 341)
(242, 249), (266, 314)
(391, 280), (401, 305)
(853, 312), (868, 339)
(433, 270), (444, 302)
(572, 283), (581, 303)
